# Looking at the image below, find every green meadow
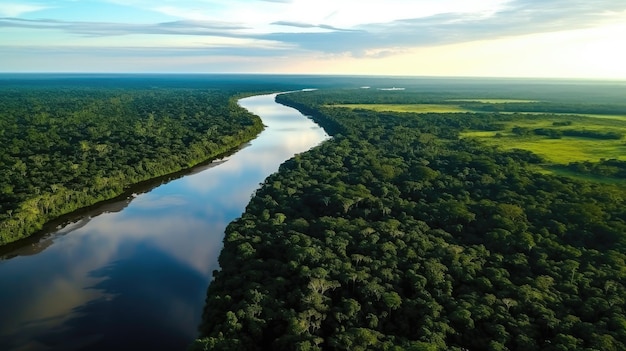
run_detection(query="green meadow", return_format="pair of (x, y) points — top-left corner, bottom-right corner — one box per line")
(460, 114), (626, 182)
(463, 131), (625, 163)
(460, 115), (626, 163)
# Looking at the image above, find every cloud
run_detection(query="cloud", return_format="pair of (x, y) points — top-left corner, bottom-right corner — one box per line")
(132, 194), (189, 209)
(0, 18), (247, 37)
(1, 0), (624, 62)
(152, 5), (230, 22)
(0, 3), (48, 17)
(0, 45), (293, 60)
(271, 20), (360, 32)
(257, 0), (626, 56)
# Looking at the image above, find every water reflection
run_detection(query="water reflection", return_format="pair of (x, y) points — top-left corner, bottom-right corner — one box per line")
(0, 93), (328, 351)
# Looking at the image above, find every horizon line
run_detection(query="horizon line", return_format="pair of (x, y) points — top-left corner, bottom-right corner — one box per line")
(1, 72), (625, 82)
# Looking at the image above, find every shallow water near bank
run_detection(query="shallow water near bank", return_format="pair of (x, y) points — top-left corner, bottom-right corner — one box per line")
(0, 93), (328, 351)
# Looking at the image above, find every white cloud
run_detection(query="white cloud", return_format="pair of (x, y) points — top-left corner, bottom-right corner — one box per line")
(152, 5), (230, 22)
(273, 0), (507, 28)
(0, 3), (49, 17)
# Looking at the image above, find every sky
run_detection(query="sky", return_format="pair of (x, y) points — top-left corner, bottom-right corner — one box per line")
(1, 0), (625, 78)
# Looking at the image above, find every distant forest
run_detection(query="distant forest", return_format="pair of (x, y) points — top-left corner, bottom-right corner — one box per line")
(193, 88), (626, 350)
(0, 80), (265, 245)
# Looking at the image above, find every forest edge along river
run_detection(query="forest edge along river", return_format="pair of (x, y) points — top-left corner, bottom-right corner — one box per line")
(0, 91), (329, 351)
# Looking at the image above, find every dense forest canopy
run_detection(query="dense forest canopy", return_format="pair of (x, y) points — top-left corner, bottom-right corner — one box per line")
(194, 87), (625, 351)
(0, 76), (281, 245)
(1, 75), (625, 349)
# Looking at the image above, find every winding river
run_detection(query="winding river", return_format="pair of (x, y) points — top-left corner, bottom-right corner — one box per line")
(0, 93), (328, 351)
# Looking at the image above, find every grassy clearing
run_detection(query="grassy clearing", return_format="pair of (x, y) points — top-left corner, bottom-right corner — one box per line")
(333, 104), (472, 113)
(462, 116), (626, 184)
(460, 115), (626, 166)
(499, 138), (624, 163)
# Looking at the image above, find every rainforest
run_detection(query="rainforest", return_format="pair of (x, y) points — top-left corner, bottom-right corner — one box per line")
(193, 83), (626, 350)
(0, 75), (625, 351)
(0, 77), (271, 246)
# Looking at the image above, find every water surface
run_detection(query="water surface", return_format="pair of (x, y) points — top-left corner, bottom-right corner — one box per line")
(0, 93), (328, 351)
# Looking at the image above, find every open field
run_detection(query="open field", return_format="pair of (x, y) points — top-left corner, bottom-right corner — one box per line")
(462, 134), (626, 163)
(460, 114), (626, 181)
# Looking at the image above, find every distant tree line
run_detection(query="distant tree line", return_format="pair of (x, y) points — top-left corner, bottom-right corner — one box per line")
(566, 159), (626, 178)
(514, 127), (623, 140)
(468, 102), (626, 116)
(291, 88), (626, 116)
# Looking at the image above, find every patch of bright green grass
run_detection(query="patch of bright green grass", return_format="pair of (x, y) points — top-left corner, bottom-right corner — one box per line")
(498, 138), (625, 164)
(460, 114), (626, 183)
(460, 132), (626, 164)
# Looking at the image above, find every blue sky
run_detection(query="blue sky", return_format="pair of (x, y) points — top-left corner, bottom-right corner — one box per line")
(1, 0), (625, 78)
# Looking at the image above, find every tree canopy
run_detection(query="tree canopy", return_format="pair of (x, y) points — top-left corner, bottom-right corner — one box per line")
(193, 89), (626, 351)
(0, 82), (264, 245)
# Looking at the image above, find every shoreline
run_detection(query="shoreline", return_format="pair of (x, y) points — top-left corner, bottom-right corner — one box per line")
(0, 139), (254, 257)
(0, 96), (265, 249)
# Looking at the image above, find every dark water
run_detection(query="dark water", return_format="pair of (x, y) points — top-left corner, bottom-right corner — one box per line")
(0, 93), (328, 351)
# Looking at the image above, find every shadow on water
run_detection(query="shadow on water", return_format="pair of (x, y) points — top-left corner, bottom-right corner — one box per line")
(6, 243), (208, 351)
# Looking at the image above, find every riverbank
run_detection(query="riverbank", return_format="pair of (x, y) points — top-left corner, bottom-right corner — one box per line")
(0, 92), (264, 247)
(0, 137), (252, 257)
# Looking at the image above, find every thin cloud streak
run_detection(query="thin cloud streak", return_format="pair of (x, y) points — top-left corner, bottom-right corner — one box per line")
(0, 3), (49, 17)
(1, 45), (295, 58)
(0, 18), (248, 37)
(271, 21), (361, 32)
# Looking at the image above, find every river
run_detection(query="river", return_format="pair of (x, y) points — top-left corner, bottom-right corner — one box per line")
(0, 92), (328, 351)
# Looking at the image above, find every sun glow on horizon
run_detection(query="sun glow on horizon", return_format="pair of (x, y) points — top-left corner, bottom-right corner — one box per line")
(273, 22), (626, 80)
